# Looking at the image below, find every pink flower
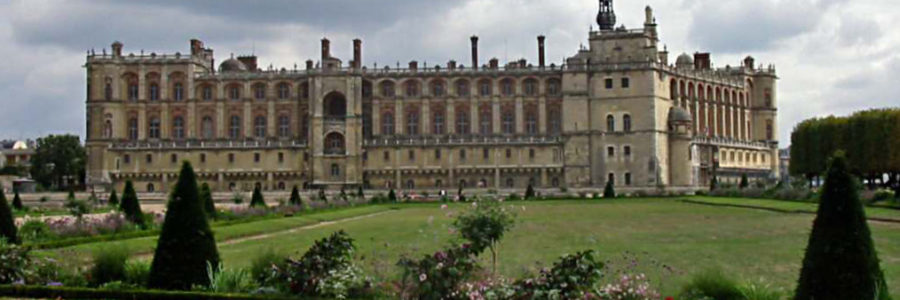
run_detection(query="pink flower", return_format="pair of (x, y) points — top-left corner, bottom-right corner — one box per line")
(419, 273), (428, 282)
(441, 204), (448, 210)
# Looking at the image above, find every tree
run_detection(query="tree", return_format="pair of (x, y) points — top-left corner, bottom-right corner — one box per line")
(356, 186), (364, 199)
(318, 188), (327, 202)
(11, 188), (23, 211)
(0, 189), (18, 244)
(525, 184), (536, 200)
(453, 199), (516, 275)
(710, 176), (718, 191)
(603, 180), (616, 198)
(107, 189), (119, 207)
(249, 186), (266, 208)
(199, 183), (216, 218)
(387, 189), (396, 203)
(739, 174), (749, 189)
(458, 186), (466, 202)
(29, 134), (86, 190)
(148, 162), (220, 290)
(794, 152), (891, 300)
(119, 181), (144, 227)
(289, 186), (302, 206)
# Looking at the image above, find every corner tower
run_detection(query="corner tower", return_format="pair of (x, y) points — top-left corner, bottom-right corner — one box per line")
(597, 0), (616, 30)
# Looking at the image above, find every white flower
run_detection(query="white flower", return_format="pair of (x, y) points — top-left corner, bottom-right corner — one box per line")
(419, 273), (428, 282)
(472, 202), (478, 207)
(441, 204), (448, 210)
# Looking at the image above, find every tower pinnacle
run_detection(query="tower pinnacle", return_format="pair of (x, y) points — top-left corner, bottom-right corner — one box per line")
(597, 0), (616, 30)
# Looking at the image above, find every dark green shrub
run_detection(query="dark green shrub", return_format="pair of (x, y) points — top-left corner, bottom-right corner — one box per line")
(739, 174), (749, 189)
(794, 152), (891, 300)
(249, 186), (266, 208)
(0, 189), (18, 244)
(710, 176), (719, 191)
(249, 248), (283, 285)
(67, 190), (76, 202)
(65, 197), (90, 219)
(603, 180), (616, 198)
(680, 269), (743, 300)
(506, 193), (521, 201)
(870, 189), (895, 204)
(107, 189), (119, 207)
(387, 189), (396, 202)
(514, 250), (604, 299)
(19, 220), (53, 241)
(199, 183), (216, 219)
(148, 162), (220, 290)
(318, 188), (327, 202)
(339, 188), (348, 201)
(457, 186), (466, 202)
(12, 189), (23, 211)
(124, 260), (151, 287)
(525, 184), (535, 200)
(356, 186), (364, 199)
(119, 181), (144, 227)
(90, 246), (130, 287)
(288, 186), (301, 206)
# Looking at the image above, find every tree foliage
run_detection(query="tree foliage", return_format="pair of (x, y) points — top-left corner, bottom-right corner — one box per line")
(148, 162), (220, 290)
(603, 180), (616, 198)
(249, 186), (266, 208)
(199, 183), (216, 218)
(11, 189), (23, 211)
(0, 190), (18, 244)
(107, 189), (119, 207)
(289, 186), (301, 206)
(119, 181), (144, 227)
(794, 152), (891, 300)
(29, 134), (86, 189)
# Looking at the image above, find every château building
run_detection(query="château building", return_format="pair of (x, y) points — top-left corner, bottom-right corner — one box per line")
(84, 1), (779, 193)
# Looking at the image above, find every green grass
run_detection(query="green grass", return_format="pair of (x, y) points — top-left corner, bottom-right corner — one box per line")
(688, 196), (900, 222)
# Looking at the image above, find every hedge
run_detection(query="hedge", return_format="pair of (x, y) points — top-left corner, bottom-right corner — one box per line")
(0, 285), (293, 300)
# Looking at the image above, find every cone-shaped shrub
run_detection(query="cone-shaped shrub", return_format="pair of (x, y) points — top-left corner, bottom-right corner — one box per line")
(119, 181), (144, 227)
(603, 181), (616, 198)
(249, 186), (266, 208)
(357, 186), (364, 199)
(67, 190), (75, 202)
(794, 152), (891, 300)
(710, 176), (718, 191)
(388, 189), (396, 202)
(289, 186), (301, 206)
(318, 188), (327, 202)
(739, 174), (749, 189)
(148, 161), (220, 290)
(0, 190), (18, 244)
(199, 183), (216, 218)
(525, 184), (536, 200)
(11, 189), (23, 211)
(107, 189), (119, 207)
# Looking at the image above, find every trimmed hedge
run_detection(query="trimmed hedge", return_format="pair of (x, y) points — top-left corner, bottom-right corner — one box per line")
(0, 285), (290, 300)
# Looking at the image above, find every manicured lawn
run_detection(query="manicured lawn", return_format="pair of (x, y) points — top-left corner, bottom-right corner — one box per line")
(688, 196), (900, 222)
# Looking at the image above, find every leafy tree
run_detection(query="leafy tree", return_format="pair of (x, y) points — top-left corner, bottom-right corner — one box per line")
(119, 181), (144, 227)
(0, 189), (19, 244)
(603, 180), (616, 198)
(795, 152), (891, 300)
(29, 134), (86, 189)
(249, 186), (266, 208)
(11, 189), (23, 211)
(289, 186), (302, 206)
(453, 199), (516, 274)
(107, 189), (119, 207)
(387, 189), (396, 203)
(199, 183), (216, 218)
(525, 184), (536, 200)
(148, 161), (220, 290)
(739, 174), (749, 189)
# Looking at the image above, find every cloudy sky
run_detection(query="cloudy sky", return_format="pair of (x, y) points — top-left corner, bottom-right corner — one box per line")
(1, 0), (898, 146)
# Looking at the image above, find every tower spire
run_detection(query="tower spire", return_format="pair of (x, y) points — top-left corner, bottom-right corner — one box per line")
(597, 0), (616, 30)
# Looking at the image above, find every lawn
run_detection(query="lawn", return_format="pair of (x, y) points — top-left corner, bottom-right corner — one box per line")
(43, 198), (900, 296)
(686, 196), (900, 222)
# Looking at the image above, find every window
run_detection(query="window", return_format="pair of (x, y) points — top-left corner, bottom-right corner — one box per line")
(524, 79), (538, 96)
(548, 108), (561, 134)
(624, 146), (631, 157)
(202, 86), (213, 100)
(200, 153), (206, 163)
(127, 83), (139, 101)
(201, 116), (214, 139)
(406, 110), (419, 135)
(506, 178), (514, 188)
(325, 133), (345, 155)
(432, 110), (444, 134)
(607, 146), (615, 157)
(483, 148), (490, 159)
(146, 154), (153, 164)
(529, 148), (535, 159)
(456, 110), (470, 134)
(625, 173), (632, 186)
(502, 110), (515, 134)
(431, 81), (445, 97)
(128, 118), (138, 140)
(605, 78), (613, 89)
(299, 82), (310, 100)
(552, 177), (559, 187)
(405, 81), (419, 97)
(149, 84), (159, 100)
(501, 79), (514, 96)
(172, 116), (185, 139)
(380, 81), (395, 97)
(406, 179), (415, 189)
(479, 108), (492, 135)
(623, 114), (632, 132)
(382, 112), (394, 135)
(459, 149), (467, 160)
(277, 83), (290, 99)
(505, 149), (512, 158)
(479, 80), (492, 97)
(123, 154), (131, 164)
(173, 83), (184, 101)
(525, 111), (537, 134)
(228, 153), (235, 163)
(148, 118), (161, 139)
(435, 149), (441, 159)
(254, 116), (267, 138)
(254, 153), (260, 163)
(229, 116), (241, 139)
(383, 151), (390, 162)
(766, 119), (773, 140)
(147, 183), (155, 193)
(331, 164), (340, 177)
(408, 150), (415, 161)
(608, 173), (615, 185)
(436, 180), (443, 188)
(278, 115), (290, 137)
(105, 83), (113, 101)
(547, 79), (561, 97)
(254, 84), (265, 100)
(229, 85), (241, 100)
(171, 154), (177, 164)
(621, 78), (630, 88)
(456, 80), (469, 97)
(606, 115), (615, 132)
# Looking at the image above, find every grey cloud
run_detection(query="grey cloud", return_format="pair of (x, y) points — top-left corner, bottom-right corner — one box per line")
(836, 14), (882, 47)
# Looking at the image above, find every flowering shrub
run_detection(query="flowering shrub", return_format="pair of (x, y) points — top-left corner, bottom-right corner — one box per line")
(38, 213), (138, 239)
(397, 244), (480, 299)
(276, 230), (368, 299)
(597, 273), (660, 300)
(513, 250), (604, 299)
(0, 240), (29, 284)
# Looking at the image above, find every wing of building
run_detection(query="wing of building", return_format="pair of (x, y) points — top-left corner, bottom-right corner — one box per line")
(84, 1), (779, 194)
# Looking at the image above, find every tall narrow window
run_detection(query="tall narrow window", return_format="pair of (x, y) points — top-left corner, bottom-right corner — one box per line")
(621, 77), (630, 88)
(525, 111), (537, 134)
(149, 84), (159, 100)
(128, 118), (138, 140)
(502, 110), (515, 134)
(479, 108), (492, 135)
(254, 84), (265, 100)
(501, 79), (514, 96)
(405, 81), (419, 97)
(607, 115), (615, 132)
(625, 173), (632, 186)
(548, 107), (561, 134)
(254, 116), (267, 138)
(456, 110), (469, 134)
(382, 112), (394, 135)
(766, 119), (773, 140)
(432, 110), (444, 135)
(172, 116), (185, 139)
(148, 118), (160, 139)
(105, 83), (113, 101)
(229, 116), (241, 139)
(547, 79), (561, 97)
(278, 115), (290, 137)
(128, 83), (139, 101)
(331, 163), (340, 177)
(277, 83), (290, 99)
(380, 81), (395, 97)
(524, 79), (538, 96)
(325, 133), (345, 155)
(456, 80), (469, 97)
(623, 114), (632, 132)
(229, 85), (241, 100)
(201, 116), (214, 139)
(173, 83), (184, 101)
(479, 80), (492, 97)
(202, 86), (212, 100)
(406, 110), (419, 135)
(431, 81), (445, 97)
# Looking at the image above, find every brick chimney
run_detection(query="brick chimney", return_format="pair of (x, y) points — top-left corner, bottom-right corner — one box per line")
(409, 61), (418, 70)
(489, 58), (499, 69)
(353, 39), (362, 69)
(470, 36), (479, 70)
(111, 41), (123, 57)
(694, 53), (711, 70)
(306, 59), (314, 70)
(321, 38), (331, 60)
(538, 35), (546, 68)
(237, 55), (258, 71)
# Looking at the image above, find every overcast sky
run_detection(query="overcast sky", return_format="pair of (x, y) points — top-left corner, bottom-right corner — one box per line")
(1, 0), (898, 146)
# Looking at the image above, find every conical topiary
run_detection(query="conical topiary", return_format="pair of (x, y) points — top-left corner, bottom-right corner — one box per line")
(107, 189), (119, 207)
(148, 161), (220, 290)
(0, 189), (18, 244)
(249, 186), (266, 208)
(388, 189), (396, 202)
(710, 176), (718, 191)
(119, 181), (144, 227)
(289, 186), (302, 206)
(199, 183), (216, 218)
(739, 174), (749, 189)
(794, 152), (891, 300)
(11, 189), (23, 211)
(603, 180), (616, 198)
(525, 184), (536, 200)
(357, 186), (364, 199)
(318, 188), (327, 202)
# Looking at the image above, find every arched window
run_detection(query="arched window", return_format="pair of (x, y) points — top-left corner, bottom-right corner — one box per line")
(278, 115), (290, 137)
(324, 92), (347, 119)
(623, 114), (632, 132)
(331, 163), (341, 177)
(382, 112), (394, 135)
(148, 118), (161, 139)
(380, 81), (395, 97)
(299, 82), (310, 100)
(149, 83), (160, 101)
(229, 115), (241, 139)
(103, 120), (112, 138)
(128, 118), (138, 140)
(479, 106), (492, 135)
(147, 183), (155, 193)
(362, 80), (373, 98)
(524, 79), (538, 96)
(128, 82), (138, 101)
(325, 132), (345, 155)
(277, 83), (290, 99)
(406, 179), (415, 190)
(456, 80), (470, 97)
(201, 116), (214, 139)
(202, 85), (213, 100)
(431, 80), (445, 97)
(548, 107), (561, 134)
(253, 84), (266, 100)
(547, 79), (561, 97)
(525, 110), (538, 134)
(405, 81), (420, 97)
(105, 82), (113, 101)
(501, 79), (515, 96)
(606, 115), (615, 132)
(766, 119), (773, 140)
(229, 85), (241, 100)
(479, 79), (492, 97)
(406, 109), (419, 135)
(456, 109), (470, 134)
(172, 116), (185, 139)
(254, 116), (267, 138)
(501, 110), (515, 134)
(173, 83), (184, 101)
(432, 109), (445, 134)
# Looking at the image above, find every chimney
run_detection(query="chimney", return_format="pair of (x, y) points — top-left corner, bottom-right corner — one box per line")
(321, 38), (331, 60)
(489, 58), (499, 69)
(694, 52), (711, 70)
(470, 36), (479, 70)
(448, 60), (457, 70)
(306, 59), (314, 70)
(743, 56), (755, 70)
(353, 39), (362, 69)
(518, 58), (527, 69)
(538, 35), (546, 68)
(237, 55), (258, 71)
(190, 39), (204, 56)
(111, 41), (123, 57)
(409, 61), (418, 70)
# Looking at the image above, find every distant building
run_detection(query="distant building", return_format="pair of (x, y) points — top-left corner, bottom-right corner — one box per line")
(0, 140), (35, 169)
(84, 0), (779, 193)
(779, 147), (790, 183)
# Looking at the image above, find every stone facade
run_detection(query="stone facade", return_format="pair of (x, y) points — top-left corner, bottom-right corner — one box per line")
(84, 3), (778, 193)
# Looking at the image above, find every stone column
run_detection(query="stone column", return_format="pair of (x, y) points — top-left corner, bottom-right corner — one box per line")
(372, 100), (381, 136)
(538, 97), (547, 134)
(267, 100), (276, 137)
(492, 98), (500, 134)
(515, 96), (524, 134)
(216, 102), (225, 138)
(243, 101), (252, 138)
(161, 103), (170, 139)
(447, 102), (456, 135)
